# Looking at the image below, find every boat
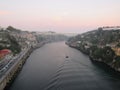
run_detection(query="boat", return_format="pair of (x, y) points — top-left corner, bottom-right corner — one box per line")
(66, 56), (69, 58)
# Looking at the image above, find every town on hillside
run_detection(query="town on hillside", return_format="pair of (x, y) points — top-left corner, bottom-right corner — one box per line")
(67, 26), (120, 72)
(0, 26), (68, 74)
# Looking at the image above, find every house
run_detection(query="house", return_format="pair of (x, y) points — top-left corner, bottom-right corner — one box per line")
(0, 49), (11, 59)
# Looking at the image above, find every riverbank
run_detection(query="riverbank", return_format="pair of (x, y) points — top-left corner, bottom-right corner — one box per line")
(0, 42), (46, 90)
(66, 42), (120, 73)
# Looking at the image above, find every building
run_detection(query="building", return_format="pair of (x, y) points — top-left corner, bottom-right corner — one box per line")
(0, 49), (11, 59)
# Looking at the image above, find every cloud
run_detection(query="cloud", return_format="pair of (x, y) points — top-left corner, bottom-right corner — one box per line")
(0, 10), (11, 15)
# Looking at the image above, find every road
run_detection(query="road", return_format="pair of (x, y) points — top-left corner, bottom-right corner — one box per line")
(0, 48), (29, 78)
(8, 41), (120, 90)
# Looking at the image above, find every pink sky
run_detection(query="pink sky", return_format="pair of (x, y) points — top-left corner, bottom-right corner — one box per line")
(0, 0), (120, 33)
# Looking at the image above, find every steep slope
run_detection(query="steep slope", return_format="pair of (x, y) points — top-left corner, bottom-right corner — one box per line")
(67, 27), (120, 72)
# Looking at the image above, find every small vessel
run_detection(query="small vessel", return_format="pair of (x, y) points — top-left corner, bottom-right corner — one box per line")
(66, 56), (69, 58)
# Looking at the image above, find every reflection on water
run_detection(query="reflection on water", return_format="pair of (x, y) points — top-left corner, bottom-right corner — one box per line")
(9, 42), (120, 90)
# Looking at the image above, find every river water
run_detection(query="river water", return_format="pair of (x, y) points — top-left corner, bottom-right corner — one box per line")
(9, 42), (120, 90)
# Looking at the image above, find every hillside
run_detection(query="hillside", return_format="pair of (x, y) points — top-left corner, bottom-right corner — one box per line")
(0, 26), (68, 56)
(67, 27), (120, 72)
(0, 30), (21, 54)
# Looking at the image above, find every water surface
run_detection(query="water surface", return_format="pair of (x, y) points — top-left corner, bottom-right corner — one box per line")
(9, 42), (120, 90)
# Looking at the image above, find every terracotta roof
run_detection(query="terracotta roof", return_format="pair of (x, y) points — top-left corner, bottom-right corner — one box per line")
(0, 49), (11, 58)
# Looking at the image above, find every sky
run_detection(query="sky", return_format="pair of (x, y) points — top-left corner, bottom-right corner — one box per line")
(0, 0), (120, 33)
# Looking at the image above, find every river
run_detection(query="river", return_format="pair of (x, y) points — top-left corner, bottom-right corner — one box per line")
(8, 41), (120, 90)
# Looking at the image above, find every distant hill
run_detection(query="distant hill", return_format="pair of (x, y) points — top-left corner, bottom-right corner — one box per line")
(6, 26), (22, 33)
(68, 27), (120, 46)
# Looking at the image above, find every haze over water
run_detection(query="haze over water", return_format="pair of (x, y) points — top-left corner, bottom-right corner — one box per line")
(0, 0), (120, 33)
